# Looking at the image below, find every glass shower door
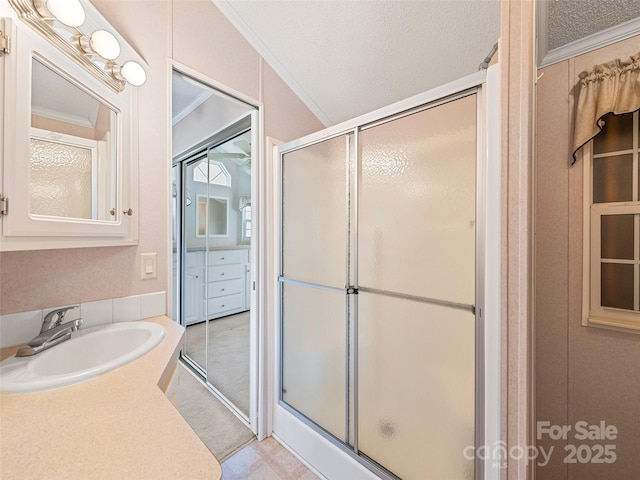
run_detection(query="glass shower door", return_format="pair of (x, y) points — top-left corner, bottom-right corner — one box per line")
(356, 94), (477, 479)
(280, 134), (351, 443)
(279, 92), (479, 480)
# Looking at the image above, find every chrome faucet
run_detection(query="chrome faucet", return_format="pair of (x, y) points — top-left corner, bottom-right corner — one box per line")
(16, 306), (83, 357)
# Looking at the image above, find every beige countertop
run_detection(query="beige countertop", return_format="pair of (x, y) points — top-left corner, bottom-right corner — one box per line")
(0, 316), (222, 480)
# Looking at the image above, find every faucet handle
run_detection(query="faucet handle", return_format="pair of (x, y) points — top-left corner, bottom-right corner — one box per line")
(42, 305), (79, 330)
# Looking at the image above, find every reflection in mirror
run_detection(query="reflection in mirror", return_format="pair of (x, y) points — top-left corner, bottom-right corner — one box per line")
(196, 195), (229, 236)
(30, 57), (117, 221)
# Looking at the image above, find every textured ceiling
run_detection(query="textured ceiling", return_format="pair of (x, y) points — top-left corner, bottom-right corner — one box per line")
(216, 0), (501, 126)
(215, 0), (637, 127)
(547, 0), (640, 50)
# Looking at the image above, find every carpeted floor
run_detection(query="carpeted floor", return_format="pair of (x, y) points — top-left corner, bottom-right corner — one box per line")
(177, 362), (255, 462)
(184, 311), (250, 416)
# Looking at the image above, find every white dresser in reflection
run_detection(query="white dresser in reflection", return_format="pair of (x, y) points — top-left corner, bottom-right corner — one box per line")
(184, 248), (249, 325)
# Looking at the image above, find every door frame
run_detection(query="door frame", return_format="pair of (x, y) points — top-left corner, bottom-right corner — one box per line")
(168, 60), (265, 435)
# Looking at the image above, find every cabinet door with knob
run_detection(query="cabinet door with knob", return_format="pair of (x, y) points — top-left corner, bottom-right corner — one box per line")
(184, 252), (205, 325)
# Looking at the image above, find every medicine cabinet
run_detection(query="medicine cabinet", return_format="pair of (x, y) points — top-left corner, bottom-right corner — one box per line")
(0, 1), (143, 251)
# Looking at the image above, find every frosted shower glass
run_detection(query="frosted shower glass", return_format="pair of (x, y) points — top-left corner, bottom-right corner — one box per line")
(359, 95), (477, 305)
(30, 138), (92, 219)
(282, 136), (348, 287)
(282, 282), (347, 441)
(358, 292), (475, 480)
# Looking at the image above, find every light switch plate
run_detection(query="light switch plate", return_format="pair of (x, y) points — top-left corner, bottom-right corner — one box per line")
(140, 253), (157, 280)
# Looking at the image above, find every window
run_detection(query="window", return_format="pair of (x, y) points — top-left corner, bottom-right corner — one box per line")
(583, 111), (640, 331)
(30, 128), (99, 220)
(242, 205), (252, 241)
(192, 159), (231, 187)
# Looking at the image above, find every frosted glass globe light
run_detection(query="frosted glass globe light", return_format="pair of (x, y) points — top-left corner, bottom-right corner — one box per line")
(90, 30), (121, 60)
(121, 61), (146, 86)
(45, 0), (85, 27)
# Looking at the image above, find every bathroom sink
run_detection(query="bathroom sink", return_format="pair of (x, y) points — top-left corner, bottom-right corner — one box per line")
(0, 322), (165, 393)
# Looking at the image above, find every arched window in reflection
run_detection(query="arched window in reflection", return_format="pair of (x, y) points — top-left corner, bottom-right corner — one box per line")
(192, 160), (231, 187)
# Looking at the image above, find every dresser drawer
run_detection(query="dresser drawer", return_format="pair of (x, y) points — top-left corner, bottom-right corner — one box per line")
(208, 263), (243, 280)
(207, 249), (245, 266)
(207, 278), (243, 298)
(207, 293), (243, 315)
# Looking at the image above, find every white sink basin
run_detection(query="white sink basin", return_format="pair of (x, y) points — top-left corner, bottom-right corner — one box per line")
(0, 322), (165, 393)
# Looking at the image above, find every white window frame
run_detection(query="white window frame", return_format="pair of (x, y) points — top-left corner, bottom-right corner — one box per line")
(192, 159), (232, 187)
(30, 127), (100, 219)
(242, 204), (252, 242)
(582, 111), (640, 332)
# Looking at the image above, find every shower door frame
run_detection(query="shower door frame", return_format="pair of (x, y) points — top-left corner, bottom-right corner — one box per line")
(271, 67), (501, 480)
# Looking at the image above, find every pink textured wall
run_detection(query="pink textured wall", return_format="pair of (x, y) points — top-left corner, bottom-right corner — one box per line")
(535, 35), (640, 479)
(0, 0), (323, 315)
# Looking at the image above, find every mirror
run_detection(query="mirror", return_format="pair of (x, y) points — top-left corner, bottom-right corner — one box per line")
(30, 57), (117, 222)
(1, 6), (142, 250)
(196, 195), (229, 237)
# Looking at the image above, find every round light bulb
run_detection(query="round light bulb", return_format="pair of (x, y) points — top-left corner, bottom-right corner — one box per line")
(121, 61), (146, 86)
(45, 0), (85, 27)
(90, 30), (120, 60)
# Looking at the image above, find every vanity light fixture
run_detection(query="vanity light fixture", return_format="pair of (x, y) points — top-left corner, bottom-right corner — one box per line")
(35, 0), (85, 28)
(108, 60), (147, 87)
(88, 29), (120, 60)
(9, 0), (147, 91)
(120, 61), (146, 86)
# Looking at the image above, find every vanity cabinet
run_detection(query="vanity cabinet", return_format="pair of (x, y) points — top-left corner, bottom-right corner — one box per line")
(184, 248), (249, 325)
(161, 359), (180, 407)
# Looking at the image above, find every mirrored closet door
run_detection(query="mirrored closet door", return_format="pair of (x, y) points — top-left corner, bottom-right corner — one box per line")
(172, 69), (256, 424)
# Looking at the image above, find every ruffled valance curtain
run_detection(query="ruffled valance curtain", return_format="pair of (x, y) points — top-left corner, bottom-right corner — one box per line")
(572, 52), (640, 164)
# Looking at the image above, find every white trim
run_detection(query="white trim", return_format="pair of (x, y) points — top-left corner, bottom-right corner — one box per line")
(257, 136), (282, 440)
(213, 0), (332, 126)
(483, 63), (502, 480)
(31, 105), (96, 129)
(168, 60), (265, 437)
(538, 10), (640, 68)
(535, 0), (549, 68)
(249, 108), (261, 436)
(170, 59), (261, 110)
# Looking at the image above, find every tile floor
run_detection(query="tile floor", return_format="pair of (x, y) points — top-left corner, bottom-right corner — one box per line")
(222, 436), (320, 480)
